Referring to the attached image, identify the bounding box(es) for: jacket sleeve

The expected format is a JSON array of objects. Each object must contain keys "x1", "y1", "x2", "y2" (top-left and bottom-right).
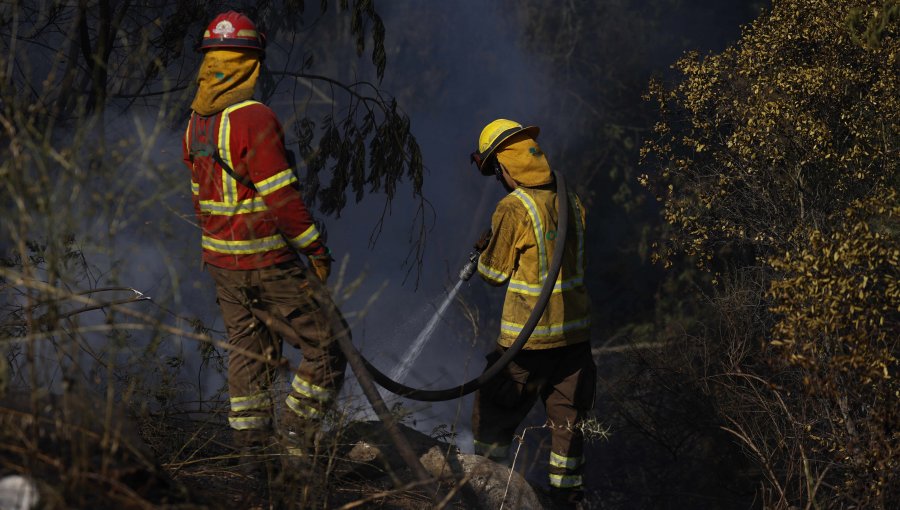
[
  {"x1": 477, "y1": 199, "x2": 524, "y2": 285},
  {"x1": 236, "y1": 105, "x2": 326, "y2": 256}
]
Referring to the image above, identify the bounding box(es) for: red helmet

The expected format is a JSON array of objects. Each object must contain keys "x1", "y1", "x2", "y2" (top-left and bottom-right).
[{"x1": 200, "y1": 11, "x2": 265, "y2": 52}]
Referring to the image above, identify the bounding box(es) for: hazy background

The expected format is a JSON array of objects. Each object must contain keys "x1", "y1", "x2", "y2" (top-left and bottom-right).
[
  {"x1": 115, "y1": 0, "x2": 762, "y2": 483},
  {"x1": 0, "y1": 0, "x2": 767, "y2": 501}
]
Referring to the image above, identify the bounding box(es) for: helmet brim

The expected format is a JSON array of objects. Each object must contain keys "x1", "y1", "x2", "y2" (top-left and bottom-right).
[
  {"x1": 200, "y1": 40, "x2": 265, "y2": 52},
  {"x1": 476, "y1": 125, "x2": 540, "y2": 172}
]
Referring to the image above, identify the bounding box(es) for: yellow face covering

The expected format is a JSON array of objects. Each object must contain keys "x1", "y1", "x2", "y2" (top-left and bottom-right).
[
  {"x1": 496, "y1": 133, "x2": 553, "y2": 187},
  {"x1": 191, "y1": 49, "x2": 261, "y2": 116}
]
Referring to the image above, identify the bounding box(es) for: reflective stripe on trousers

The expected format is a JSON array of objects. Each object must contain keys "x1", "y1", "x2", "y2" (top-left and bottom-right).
[
  {"x1": 549, "y1": 473, "x2": 583, "y2": 489},
  {"x1": 285, "y1": 374, "x2": 334, "y2": 420}
]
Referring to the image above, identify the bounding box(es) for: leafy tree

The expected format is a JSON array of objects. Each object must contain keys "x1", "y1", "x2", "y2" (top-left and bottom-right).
[
  {"x1": 644, "y1": 0, "x2": 899, "y2": 506},
  {"x1": 0, "y1": 0, "x2": 423, "y2": 230}
]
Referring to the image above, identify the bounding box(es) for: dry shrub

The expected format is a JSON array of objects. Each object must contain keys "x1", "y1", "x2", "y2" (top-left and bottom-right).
[{"x1": 642, "y1": 0, "x2": 899, "y2": 507}]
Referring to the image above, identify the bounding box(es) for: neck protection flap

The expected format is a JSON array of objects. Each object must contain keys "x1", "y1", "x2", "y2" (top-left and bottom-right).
[
  {"x1": 496, "y1": 133, "x2": 552, "y2": 187},
  {"x1": 191, "y1": 49, "x2": 260, "y2": 116}
]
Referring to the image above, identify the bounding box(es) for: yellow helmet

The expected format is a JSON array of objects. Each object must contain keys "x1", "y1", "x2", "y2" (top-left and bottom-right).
[{"x1": 471, "y1": 119, "x2": 540, "y2": 175}]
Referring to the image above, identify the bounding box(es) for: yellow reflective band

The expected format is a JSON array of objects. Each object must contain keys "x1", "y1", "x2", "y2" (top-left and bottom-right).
[
  {"x1": 218, "y1": 110, "x2": 236, "y2": 204},
  {"x1": 218, "y1": 100, "x2": 260, "y2": 204},
  {"x1": 500, "y1": 317, "x2": 591, "y2": 337},
  {"x1": 255, "y1": 168, "x2": 298, "y2": 196},
  {"x1": 511, "y1": 189, "x2": 547, "y2": 280},
  {"x1": 201, "y1": 234, "x2": 287, "y2": 254},
  {"x1": 230, "y1": 392, "x2": 272, "y2": 412},
  {"x1": 286, "y1": 394, "x2": 322, "y2": 419},
  {"x1": 549, "y1": 473, "x2": 583, "y2": 488},
  {"x1": 288, "y1": 224, "x2": 320, "y2": 250},
  {"x1": 477, "y1": 259, "x2": 510, "y2": 283},
  {"x1": 228, "y1": 415, "x2": 271, "y2": 431},
  {"x1": 199, "y1": 197, "x2": 269, "y2": 216},
  {"x1": 291, "y1": 375, "x2": 332, "y2": 402},
  {"x1": 550, "y1": 452, "x2": 585, "y2": 470},
  {"x1": 191, "y1": 181, "x2": 200, "y2": 195},
  {"x1": 236, "y1": 29, "x2": 258, "y2": 37},
  {"x1": 507, "y1": 276, "x2": 585, "y2": 296}
]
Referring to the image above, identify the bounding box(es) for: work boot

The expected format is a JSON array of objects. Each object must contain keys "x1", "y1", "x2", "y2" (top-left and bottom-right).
[
  {"x1": 276, "y1": 413, "x2": 325, "y2": 478},
  {"x1": 270, "y1": 427, "x2": 322, "y2": 507},
  {"x1": 277, "y1": 411, "x2": 327, "y2": 456},
  {"x1": 231, "y1": 429, "x2": 279, "y2": 481}
]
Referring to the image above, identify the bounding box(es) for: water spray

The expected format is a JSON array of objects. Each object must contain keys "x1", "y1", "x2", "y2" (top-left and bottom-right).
[
  {"x1": 339, "y1": 171, "x2": 570, "y2": 402},
  {"x1": 391, "y1": 234, "x2": 487, "y2": 383}
]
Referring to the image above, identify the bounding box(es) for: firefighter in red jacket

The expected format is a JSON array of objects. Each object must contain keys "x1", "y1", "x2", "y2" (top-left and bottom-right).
[{"x1": 182, "y1": 11, "x2": 346, "y2": 454}]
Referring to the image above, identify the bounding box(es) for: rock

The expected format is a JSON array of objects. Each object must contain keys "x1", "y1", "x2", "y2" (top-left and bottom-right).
[
  {"x1": 420, "y1": 446, "x2": 545, "y2": 510},
  {"x1": 328, "y1": 420, "x2": 545, "y2": 508},
  {"x1": 346, "y1": 440, "x2": 381, "y2": 464},
  {"x1": 337, "y1": 438, "x2": 391, "y2": 481},
  {"x1": 331, "y1": 420, "x2": 445, "y2": 481},
  {"x1": 0, "y1": 475, "x2": 39, "y2": 510}
]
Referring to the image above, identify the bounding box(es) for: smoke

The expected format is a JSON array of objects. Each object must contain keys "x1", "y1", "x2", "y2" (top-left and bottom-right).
[
  {"x1": 318, "y1": 1, "x2": 564, "y2": 448},
  {"x1": 2, "y1": 1, "x2": 768, "y2": 472}
]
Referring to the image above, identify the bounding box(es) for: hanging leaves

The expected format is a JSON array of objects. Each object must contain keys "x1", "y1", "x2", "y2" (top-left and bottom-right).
[
  {"x1": 341, "y1": 0, "x2": 388, "y2": 82},
  {"x1": 290, "y1": 88, "x2": 423, "y2": 219}
]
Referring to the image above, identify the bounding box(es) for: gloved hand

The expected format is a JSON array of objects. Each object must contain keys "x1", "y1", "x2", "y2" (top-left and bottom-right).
[
  {"x1": 307, "y1": 249, "x2": 333, "y2": 283},
  {"x1": 474, "y1": 228, "x2": 493, "y2": 252}
]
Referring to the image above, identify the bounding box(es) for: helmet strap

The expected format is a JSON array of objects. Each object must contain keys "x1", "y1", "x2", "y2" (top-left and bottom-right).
[
  {"x1": 469, "y1": 151, "x2": 503, "y2": 183},
  {"x1": 490, "y1": 158, "x2": 503, "y2": 182}
]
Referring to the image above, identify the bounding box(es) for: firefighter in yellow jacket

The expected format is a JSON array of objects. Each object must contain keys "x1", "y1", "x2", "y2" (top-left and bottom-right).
[{"x1": 470, "y1": 119, "x2": 596, "y2": 508}]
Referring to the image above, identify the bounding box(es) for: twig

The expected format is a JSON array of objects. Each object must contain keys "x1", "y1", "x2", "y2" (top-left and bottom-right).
[{"x1": 335, "y1": 478, "x2": 437, "y2": 510}]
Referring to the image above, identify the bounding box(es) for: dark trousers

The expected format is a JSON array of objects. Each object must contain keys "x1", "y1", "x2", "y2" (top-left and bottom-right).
[
  {"x1": 207, "y1": 261, "x2": 347, "y2": 438},
  {"x1": 472, "y1": 341, "x2": 596, "y2": 490}
]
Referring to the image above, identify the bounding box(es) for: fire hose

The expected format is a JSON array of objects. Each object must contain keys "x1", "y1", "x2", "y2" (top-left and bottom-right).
[
  {"x1": 325, "y1": 172, "x2": 570, "y2": 495},
  {"x1": 337, "y1": 171, "x2": 569, "y2": 402}
]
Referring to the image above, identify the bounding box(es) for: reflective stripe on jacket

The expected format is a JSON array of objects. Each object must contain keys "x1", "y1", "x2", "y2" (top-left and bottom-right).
[
  {"x1": 478, "y1": 184, "x2": 591, "y2": 349},
  {"x1": 182, "y1": 100, "x2": 322, "y2": 269}
]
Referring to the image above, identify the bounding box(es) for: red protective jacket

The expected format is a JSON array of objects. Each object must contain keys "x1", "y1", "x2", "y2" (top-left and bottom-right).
[{"x1": 182, "y1": 100, "x2": 324, "y2": 270}]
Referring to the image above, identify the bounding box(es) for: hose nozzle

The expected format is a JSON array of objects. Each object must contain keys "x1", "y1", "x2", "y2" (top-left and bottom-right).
[
  {"x1": 459, "y1": 228, "x2": 491, "y2": 282},
  {"x1": 459, "y1": 250, "x2": 480, "y2": 282}
]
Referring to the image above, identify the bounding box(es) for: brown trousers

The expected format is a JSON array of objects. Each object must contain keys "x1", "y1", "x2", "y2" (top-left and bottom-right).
[
  {"x1": 207, "y1": 260, "x2": 347, "y2": 438},
  {"x1": 472, "y1": 341, "x2": 596, "y2": 490}
]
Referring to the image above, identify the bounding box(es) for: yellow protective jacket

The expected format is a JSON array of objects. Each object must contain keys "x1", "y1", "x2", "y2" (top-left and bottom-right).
[{"x1": 477, "y1": 183, "x2": 591, "y2": 349}]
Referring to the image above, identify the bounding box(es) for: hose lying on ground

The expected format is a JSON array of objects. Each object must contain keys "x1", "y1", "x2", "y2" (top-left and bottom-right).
[
  {"x1": 333, "y1": 332, "x2": 437, "y2": 492},
  {"x1": 283, "y1": 172, "x2": 570, "y2": 498},
  {"x1": 342, "y1": 172, "x2": 569, "y2": 402}
]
